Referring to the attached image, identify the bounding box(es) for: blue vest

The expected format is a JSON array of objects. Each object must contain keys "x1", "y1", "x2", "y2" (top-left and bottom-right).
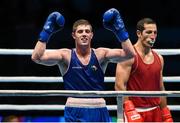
[{"x1": 63, "y1": 49, "x2": 105, "y2": 90}]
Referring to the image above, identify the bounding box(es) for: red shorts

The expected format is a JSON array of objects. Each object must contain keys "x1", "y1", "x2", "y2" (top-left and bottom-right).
[
  {"x1": 124, "y1": 106, "x2": 163, "y2": 122},
  {"x1": 138, "y1": 106, "x2": 163, "y2": 122}
]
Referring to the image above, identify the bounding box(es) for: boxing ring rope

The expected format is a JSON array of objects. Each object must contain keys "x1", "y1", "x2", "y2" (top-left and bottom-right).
[
  {"x1": 0, "y1": 49, "x2": 180, "y2": 55},
  {"x1": 0, "y1": 76, "x2": 180, "y2": 82},
  {"x1": 0, "y1": 104, "x2": 179, "y2": 111},
  {"x1": 0, "y1": 90, "x2": 180, "y2": 121},
  {"x1": 0, "y1": 90, "x2": 180, "y2": 97},
  {"x1": 0, "y1": 49, "x2": 180, "y2": 122}
]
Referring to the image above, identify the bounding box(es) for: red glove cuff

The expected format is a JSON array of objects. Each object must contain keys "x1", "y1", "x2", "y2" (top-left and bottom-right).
[
  {"x1": 123, "y1": 100, "x2": 143, "y2": 122},
  {"x1": 123, "y1": 100, "x2": 135, "y2": 111},
  {"x1": 161, "y1": 107, "x2": 173, "y2": 122}
]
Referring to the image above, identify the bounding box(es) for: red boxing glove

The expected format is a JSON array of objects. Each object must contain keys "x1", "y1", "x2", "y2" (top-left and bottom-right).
[
  {"x1": 123, "y1": 100, "x2": 143, "y2": 122},
  {"x1": 161, "y1": 107, "x2": 173, "y2": 122}
]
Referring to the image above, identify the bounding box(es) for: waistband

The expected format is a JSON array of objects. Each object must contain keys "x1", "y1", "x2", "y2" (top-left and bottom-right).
[
  {"x1": 65, "y1": 97, "x2": 106, "y2": 108},
  {"x1": 136, "y1": 106, "x2": 159, "y2": 112}
]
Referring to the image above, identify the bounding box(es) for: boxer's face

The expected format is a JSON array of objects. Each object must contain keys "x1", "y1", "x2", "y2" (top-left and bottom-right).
[
  {"x1": 137, "y1": 23, "x2": 157, "y2": 48},
  {"x1": 72, "y1": 25, "x2": 93, "y2": 46}
]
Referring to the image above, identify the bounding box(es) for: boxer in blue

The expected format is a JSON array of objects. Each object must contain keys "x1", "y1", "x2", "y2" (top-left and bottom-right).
[{"x1": 32, "y1": 8, "x2": 135, "y2": 122}]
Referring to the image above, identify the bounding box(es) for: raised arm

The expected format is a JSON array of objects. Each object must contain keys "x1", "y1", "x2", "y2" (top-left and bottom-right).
[
  {"x1": 31, "y1": 12, "x2": 67, "y2": 66},
  {"x1": 103, "y1": 8, "x2": 135, "y2": 62}
]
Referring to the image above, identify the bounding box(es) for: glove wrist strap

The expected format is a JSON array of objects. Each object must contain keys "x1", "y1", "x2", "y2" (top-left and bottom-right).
[
  {"x1": 39, "y1": 30, "x2": 51, "y2": 43},
  {"x1": 115, "y1": 30, "x2": 129, "y2": 42}
]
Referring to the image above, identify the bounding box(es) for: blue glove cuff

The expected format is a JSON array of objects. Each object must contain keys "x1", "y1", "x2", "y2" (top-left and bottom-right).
[
  {"x1": 115, "y1": 30, "x2": 129, "y2": 42},
  {"x1": 39, "y1": 30, "x2": 51, "y2": 43}
]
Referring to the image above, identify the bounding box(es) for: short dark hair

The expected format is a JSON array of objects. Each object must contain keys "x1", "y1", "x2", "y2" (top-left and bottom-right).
[
  {"x1": 72, "y1": 19, "x2": 92, "y2": 32},
  {"x1": 136, "y1": 18, "x2": 156, "y2": 32}
]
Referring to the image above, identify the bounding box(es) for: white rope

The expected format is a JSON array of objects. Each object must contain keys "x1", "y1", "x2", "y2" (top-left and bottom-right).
[
  {"x1": 0, "y1": 104, "x2": 65, "y2": 111},
  {"x1": 0, "y1": 76, "x2": 63, "y2": 82},
  {"x1": 0, "y1": 76, "x2": 179, "y2": 82},
  {"x1": 0, "y1": 49, "x2": 52, "y2": 55},
  {"x1": 0, "y1": 104, "x2": 179, "y2": 111},
  {"x1": 154, "y1": 49, "x2": 180, "y2": 55},
  {"x1": 0, "y1": 90, "x2": 180, "y2": 97},
  {"x1": 0, "y1": 49, "x2": 180, "y2": 55}
]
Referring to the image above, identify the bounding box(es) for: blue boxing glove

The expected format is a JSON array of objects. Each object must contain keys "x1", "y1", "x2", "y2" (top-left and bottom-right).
[
  {"x1": 103, "y1": 8, "x2": 129, "y2": 42},
  {"x1": 39, "y1": 12, "x2": 65, "y2": 43}
]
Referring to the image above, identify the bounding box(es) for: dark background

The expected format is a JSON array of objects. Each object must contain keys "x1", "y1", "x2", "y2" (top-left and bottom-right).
[
  {"x1": 0, "y1": 0, "x2": 180, "y2": 76},
  {"x1": 0, "y1": 0, "x2": 180, "y2": 121}
]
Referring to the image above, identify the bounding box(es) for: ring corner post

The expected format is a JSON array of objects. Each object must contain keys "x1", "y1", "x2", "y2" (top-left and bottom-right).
[{"x1": 116, "y1": 95, "x2": 123, "y2": 122}]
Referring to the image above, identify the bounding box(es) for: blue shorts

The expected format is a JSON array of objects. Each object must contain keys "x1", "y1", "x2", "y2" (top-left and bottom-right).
[{"x1": 64, "y1": 106, "x2": 111, "y2": 122}]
